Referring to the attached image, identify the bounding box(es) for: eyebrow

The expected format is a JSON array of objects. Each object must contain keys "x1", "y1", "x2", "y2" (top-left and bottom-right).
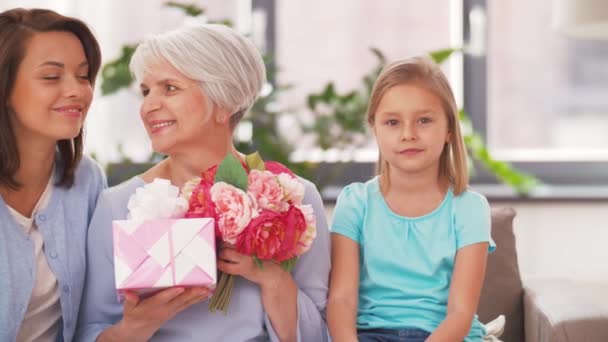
[
  {"x1": 376, "y1": 109, "x2": 437, "y2": 117},
  {"x1": 38, "y1": 61, "x2": 89, "y2": 68},
  {"x1": 378, "y1": 109, "x2": 437, "y2": 117},
  {"x1": 140, "y1": 78, "x2": 181, "y2": 88}
]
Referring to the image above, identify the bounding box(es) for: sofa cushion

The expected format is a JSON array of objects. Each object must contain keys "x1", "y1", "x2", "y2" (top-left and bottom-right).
[
  {"x1": 478, "y1": 207, "x2": 524, "y2": 342},
  {"x1": 524, "y1": 278, "x2": 608, "y2": 342}
]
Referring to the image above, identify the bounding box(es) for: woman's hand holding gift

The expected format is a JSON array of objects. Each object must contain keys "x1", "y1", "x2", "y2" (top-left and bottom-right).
[{"x1": 110, "y1": 287, "x2": 211, "y2": 341}]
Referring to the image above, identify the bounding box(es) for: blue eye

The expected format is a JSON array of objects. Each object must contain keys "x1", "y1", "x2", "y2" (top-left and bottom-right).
[{"x1": 166, "y1": 84, "x2": 178, "y2": 92}]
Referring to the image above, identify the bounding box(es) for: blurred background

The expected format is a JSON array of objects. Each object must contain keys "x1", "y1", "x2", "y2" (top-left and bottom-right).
[{"x1": 3, "y1": 0, "x2": 608, "y2": 286}]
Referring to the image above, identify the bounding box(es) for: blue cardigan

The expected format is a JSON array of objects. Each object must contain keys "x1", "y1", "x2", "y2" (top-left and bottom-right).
[{"x1": 0, "y1": 155, "x2": 107, "y2": 342}]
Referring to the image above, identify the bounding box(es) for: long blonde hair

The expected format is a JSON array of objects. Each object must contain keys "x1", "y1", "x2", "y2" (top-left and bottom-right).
[{"x1": 366, "y1": 56, "x2": 468, "y2": 195}]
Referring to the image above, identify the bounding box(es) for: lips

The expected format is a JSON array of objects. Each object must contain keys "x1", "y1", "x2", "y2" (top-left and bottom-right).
[
  {"x1": 148, "y1": 119, "x2": 176, "y2": 134},
  {"x1": 399, "y1": 148, "x2": 424, "y2": 155},
  {"x1": 53, "y1": 105, "x2": 84, "y2": 118}
]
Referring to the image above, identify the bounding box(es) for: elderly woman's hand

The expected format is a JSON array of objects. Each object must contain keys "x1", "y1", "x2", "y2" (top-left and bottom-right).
[
  {"x1": 112, "y1": 287, "x2": 211, "y2": 341},
  {"x1": 217, "y1": 244, "x2": 287, "y2": 289}
]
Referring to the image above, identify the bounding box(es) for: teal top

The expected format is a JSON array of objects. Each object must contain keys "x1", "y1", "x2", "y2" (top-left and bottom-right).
[{"x1": 331, "y1": 177, "x2": 495, "y2": 341}]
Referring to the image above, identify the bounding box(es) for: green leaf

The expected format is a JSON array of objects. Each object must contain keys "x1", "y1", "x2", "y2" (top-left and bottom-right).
[
  {"x1": 100, "y1": 45, "x2": 137, "y2": 95},
  {"x1": 280, "y1": 257, "x2": 298, "y2": 272},
  {"x1": 209, "y1": 19, "x2": 233, "y2": 27},
  {"x1": 214, "y1": 154, "x2": 248, "y2": 191},
  {"x1": 369, "y1": 47, "x2": 387, "y2": 65},
  {"x1": 321, "y1": 83, "x2": 336, "y2": 102},
  {"x1": 253, "y1": 256, "x2": 264, "y2": 269},
  {"x1": 164, "y1": 1, "x2": 204, "y2": 16},
  {"x1": 429, "y1": 48, "x2": 462, "y2": 64},
  {"x1": 246, "y1": 152, "x2": 265, "y2": 171},
  {"x1": 307, "y1": 94, "x2": 320, "y2": 110}
]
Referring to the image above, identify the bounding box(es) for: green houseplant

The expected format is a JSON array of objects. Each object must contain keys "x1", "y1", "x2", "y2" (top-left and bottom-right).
[{"x1": 100, "y1": 2, "x2": 538, "y2": 194}]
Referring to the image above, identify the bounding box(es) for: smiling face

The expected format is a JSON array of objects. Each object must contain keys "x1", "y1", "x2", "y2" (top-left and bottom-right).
[
  {"x1": 8, "y1": 31, "x2": 92, "y2": 143},
  {"x1": 372, "y1": 83, "x2": 451, "y2": 177},
  {"x1": 139, "y1": 58, "x2": 222, "y2": 155}
]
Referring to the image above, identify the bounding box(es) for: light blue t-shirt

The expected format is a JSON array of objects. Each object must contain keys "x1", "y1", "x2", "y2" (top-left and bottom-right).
[{"x1": 331, "y1": 177, "x2": 495, "y2": 342}]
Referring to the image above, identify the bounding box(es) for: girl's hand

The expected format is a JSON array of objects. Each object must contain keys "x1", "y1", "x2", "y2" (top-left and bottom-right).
[
  {"x1": 118, "y1": 286, "x2": 211, "y2": 340},
  {"x1": 217, "y1": 244, "x2": 285, "y2": 289}
]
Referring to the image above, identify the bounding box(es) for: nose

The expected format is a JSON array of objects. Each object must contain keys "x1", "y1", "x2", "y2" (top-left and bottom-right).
[
  {"x1": 63, "y1": 75, "x2": 91, "y2": 99},
  {"x1": 401, "y1": 121, "x2": 417, "y2": 142},
  {"x1": 141, "y1": 91, "x2": 161, "y2": 116}
]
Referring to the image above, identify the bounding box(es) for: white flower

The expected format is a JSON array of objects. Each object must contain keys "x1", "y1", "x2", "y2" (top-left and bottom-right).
[{"x1": 127, "y1": 178, "x2": 189, "y2": 220}]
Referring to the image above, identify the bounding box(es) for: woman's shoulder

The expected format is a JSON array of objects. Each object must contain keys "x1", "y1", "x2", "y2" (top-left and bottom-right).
[
  {"x1": 72, "y1": 155, "x2": 106, "y2": 186},
  {"x1": 100, "y1": 176, "x2": 144, "y2": 203},
  {"x1": 89, "y1": 176, "x2": 145, "y2": 224}
]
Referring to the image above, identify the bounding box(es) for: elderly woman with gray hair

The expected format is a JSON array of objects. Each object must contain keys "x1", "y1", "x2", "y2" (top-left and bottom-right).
[{"x1": 76, "y1": 24, "x2": 330, "y2": 342}]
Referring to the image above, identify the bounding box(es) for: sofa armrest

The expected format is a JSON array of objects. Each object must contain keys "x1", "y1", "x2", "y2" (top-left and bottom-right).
[{"x1": 523, "y1": 278, "x2": 608, "y2": 342}]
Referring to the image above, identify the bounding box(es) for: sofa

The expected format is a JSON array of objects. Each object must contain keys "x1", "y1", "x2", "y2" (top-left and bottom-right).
[{"x1": 478, "y1": 207, "x2": 608, "y2": 342}]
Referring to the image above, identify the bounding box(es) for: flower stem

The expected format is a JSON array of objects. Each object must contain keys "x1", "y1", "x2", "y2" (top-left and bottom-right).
[{"x1": 208, "y1": 272, "x2": 235, "y2": 314}]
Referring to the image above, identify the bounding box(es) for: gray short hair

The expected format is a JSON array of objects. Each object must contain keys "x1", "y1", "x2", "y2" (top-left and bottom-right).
[{"x1": 130, "y1": 24, "x2": 266, "y2": 127}]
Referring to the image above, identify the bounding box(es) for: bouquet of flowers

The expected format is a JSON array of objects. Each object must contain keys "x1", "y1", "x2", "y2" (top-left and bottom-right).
[{"x1": 183, "y1": 152, "x2": 317, "y2": 313}]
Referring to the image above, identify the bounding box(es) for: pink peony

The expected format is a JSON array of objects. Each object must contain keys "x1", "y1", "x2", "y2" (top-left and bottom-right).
[
  {"x1": 236, "y1": 206, "x2": 307, "y2": 261},
  {"x1": 248, "y1": 170, "x2": 287, "y2": 212},
  {"x1": 185, "y1": 180, "x2": 216, "y2": 220},
  {"x1": 211, "y1": 182, "x2": 256, "y2": 244},
  {"x1": 277, "y1": 173, "x2": 305, "y2": 205},
  {"x1": 264, "y1": 161, "x2": 295, "y2": 177},
  {"x1": 181, "y1": 177, "x2": 202, "y2": 202},
  {"x1": 295, "y1": 204, "x2": 317, "y2": 255},
  {"x1": 185, "y1": 165, "x2": 218, "y2": 230}
]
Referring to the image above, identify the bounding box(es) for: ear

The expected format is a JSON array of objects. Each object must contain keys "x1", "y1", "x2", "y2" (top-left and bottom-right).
[
  {"x1": 214, "y1": 107, "x2": 231, "y2": 124},
  {"x1": 445, "y1": 131, "x2": 452, "y2": 143}
]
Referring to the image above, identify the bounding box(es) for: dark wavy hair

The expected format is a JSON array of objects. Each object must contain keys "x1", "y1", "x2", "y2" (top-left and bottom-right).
[{"x1": 0, "y1": 8, "x2": 101, "y2": 189}]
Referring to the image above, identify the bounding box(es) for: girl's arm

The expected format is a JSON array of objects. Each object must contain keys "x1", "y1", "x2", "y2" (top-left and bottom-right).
[
  {"x1": 327, "y1": 233, "x2": 360, "y2": 342},
  {"x1": 427, "y1": 242, "x2": 488, "y2": 342}
]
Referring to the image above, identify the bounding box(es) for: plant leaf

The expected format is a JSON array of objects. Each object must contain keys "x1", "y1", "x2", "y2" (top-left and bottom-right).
[
  {"x1": 253, "y1": 256, "x2": 264, "y2": 269},
  {"x1": 369, "y1": 47, "x2": 386, "y2": 65},
  {"x1": 280, "y1": 257, "x2": 298, "y2": 272},
  {"x1": 246, "y1": 152, "x2": 265, "y2": 171},
  {"x1": 164, "y1": 1, "x2": 204, "y2": 16},
  {"x1": 100, "y1": 45, "x2": 137, "y2": 95},
  {"x1": 214, "y1": 154, "x2": 249, "y2": 191},
  {"x1": 209, "y1": 19, "x2": 233, "y2": 27},
  {"x1": 429, "y1": 48, "x2": 462, "y2": 64},
  {"x1": 458, "y1": 108, "x2": 540, "y2": 195}
]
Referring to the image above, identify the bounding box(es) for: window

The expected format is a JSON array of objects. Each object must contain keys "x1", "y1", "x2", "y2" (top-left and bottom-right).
[
  {"x1": 465, "y1": 0, "x2": 608, "y2": 193},
  {"x1": 271, "y1": 0, "x2": 454, "y2": 162}
]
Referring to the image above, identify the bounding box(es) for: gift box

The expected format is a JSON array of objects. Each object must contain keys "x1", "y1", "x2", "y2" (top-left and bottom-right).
[{"x1": 112, "y1": 217, "x2": 216, "y2": 300}]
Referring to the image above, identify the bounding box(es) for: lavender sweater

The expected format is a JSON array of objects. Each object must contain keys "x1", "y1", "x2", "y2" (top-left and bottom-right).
[{"x1": 76, "y1": 176, "x2": 330, "y2": 341}]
